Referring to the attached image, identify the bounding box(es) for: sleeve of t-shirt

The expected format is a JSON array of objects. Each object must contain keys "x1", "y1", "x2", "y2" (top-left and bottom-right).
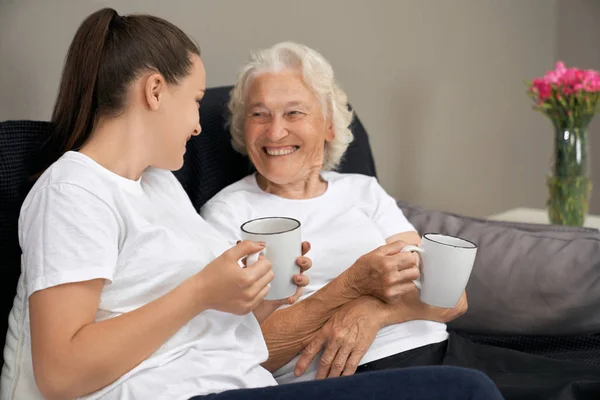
[
  {"x1": 200, "y1": 200, "x2": 242, "y2": 247},
  {"x1": 19, "y1": 183, "x2": 120, "y2": 298},
  {"x1": 369, "y1": 177, "x2": 417, "y2": 239}
]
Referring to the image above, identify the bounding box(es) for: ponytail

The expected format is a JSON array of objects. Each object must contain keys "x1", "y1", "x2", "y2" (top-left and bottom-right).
[
  {"x1": 35, "y1": 7, "x2": 200, "y2": 177},
  {"x1": 38, "y1": 8, "x2": 116, "y2": 175}
]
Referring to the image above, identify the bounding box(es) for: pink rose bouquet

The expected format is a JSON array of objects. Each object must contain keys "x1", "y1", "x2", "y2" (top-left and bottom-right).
[
  {"x1": 527, "y1": 61, "x2": 600, "y2": 128},
  {"x1": 526, "y1": 62, "x2": 599, "y2": 226}
]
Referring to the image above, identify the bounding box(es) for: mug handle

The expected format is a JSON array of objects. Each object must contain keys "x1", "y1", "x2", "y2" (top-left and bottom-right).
[
  {"x1": 246, "y1": 248, "x2": 271, "y2": 291},
  {"x1": 401, "y1": 244, "x2": 424, "y2": 289},
  {"x1": 247, "y1": 248, "x2": 267, "y2": 267}
]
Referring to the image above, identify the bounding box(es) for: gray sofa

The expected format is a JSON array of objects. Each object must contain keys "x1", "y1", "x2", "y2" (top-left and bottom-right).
[
  {"x1": 1, "y1": 86, "x2": 599, "y2": 371},
  {"x1": 400, "y1": 201, "x2": 600, "y2": 365}
]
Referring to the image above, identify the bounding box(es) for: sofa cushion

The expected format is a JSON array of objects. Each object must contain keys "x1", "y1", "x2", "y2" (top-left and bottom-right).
[
  {"x1": 456, "y1": 331, "x2": 600, "y2": 365},
  {"x1": 398, "y1": 201, "x2": 600, "y2": 336}
]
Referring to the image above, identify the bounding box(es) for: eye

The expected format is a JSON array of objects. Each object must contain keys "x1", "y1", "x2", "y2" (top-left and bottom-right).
[
  {"x1": 248, "y1": 110, "x2": 270, "y2": 121},
  {"x1": 286, "y1": 110, "x2": 306, "y2": 119}
]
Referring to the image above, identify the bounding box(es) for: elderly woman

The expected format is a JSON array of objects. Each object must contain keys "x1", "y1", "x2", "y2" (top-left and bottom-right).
[{"x1": 201, "y1": 42, "x2": 600, "y2": 400}]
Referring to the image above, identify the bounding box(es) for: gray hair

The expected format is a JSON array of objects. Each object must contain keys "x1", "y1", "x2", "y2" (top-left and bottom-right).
[{"x1": 228, "y1": 42, "x2": 354, "y2": 171}]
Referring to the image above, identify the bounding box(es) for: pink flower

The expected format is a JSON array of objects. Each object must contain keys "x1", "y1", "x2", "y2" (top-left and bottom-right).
[
  {"x1": 532, "y1": 78, "x2": 552, "y2": 101},
  {"x1": 544, "y1": 71, "x2": 561, "y2": 84},
  {"x1": 544, "y1": 61, "x2": 567, "y2": 84},
  {"x1": 545, "y1": 63, "x2": 600, "y2": 95},
  {"x1": 583, "y1": 70, "x2": 600, "y2": 92},
  {"x1": 527, "y1": 61, "x2": 600, "y2": 120},
  {"x1": 590, "y1": 80, "x2": 600, "y2": 92}
]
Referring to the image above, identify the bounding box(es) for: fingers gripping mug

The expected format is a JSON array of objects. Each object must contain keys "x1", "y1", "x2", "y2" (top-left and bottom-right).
[
  {"x1": 401, "y1": 233, "x2": 477, "y2": 308},
  {"x1": 241, "y1": 217, "x2": 302, "y2": 301}
]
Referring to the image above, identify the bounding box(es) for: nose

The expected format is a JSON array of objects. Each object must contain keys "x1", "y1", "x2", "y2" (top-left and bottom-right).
[
  {"x1": 265, "y1": 115, "x2": 288, "y2": 141},
  {"x1": 192, "y1": 121, "x2": 201, "y2": 136}
]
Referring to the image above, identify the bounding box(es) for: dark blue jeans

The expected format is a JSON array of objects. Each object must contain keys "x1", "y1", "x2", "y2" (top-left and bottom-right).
[{"x1": 189, "y1": 366, "x2": 504, "y2": 400}]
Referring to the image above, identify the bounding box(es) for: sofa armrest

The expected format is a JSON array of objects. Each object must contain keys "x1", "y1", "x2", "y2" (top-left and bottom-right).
[{"x1": 397, "y1": 201, "x2": 600, "y2": 336}]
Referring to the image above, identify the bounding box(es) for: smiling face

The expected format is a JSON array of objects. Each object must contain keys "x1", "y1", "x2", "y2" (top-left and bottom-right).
[{"x1": 243, "y1": 69, "x2": 334, "y2": 186}]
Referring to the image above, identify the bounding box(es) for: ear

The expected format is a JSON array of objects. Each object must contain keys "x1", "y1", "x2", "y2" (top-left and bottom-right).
[
  {"x1": 143, "y1": 73, "x2": 166, "y2": 111},
  {"x1": 324, "y1": 119, "x2": 335, "y2": 142}
]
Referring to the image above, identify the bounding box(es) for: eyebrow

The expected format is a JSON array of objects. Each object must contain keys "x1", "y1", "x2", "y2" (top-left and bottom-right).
[
  {"x1": 286, "y1": 101, "x2": 308, "y2": 108},
  {"x1": 247, "y1": 101, "x2": 308, "y2": 109},
  {"x1": 247, "y1": 102, "x2": 266, "y2": 109}
]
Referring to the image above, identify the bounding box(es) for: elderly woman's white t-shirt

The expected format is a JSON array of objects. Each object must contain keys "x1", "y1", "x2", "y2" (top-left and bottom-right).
[
  {"x1": 200, "y1": 171, "x2": 449, "y2": 384},
  {"x1": 1, "y1": 152, "x2": 276, "y2": 400}
]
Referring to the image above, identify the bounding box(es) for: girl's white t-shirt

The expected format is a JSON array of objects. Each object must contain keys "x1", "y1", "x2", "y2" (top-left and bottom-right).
[{"x1": 1, "y1": 152, "x2": 276, "y2": 400}]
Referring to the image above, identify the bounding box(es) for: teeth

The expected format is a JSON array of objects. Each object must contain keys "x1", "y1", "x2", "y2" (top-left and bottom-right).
[{"x1": 265, "y1": 147, "x2": 297, "y2": 156}]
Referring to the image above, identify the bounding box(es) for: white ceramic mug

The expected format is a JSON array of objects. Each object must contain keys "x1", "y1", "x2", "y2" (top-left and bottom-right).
[
  {"x1": 241, "y1": 217, "x2": 302, "y2": 301},
  {"x1": 401, "y1": 233, "x2": 477, "y2": 308}
]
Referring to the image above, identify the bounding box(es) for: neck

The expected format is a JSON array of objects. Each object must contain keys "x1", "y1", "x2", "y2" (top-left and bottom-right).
[
  {"x1": 256, "y1": 168, "x2": 327, "y2": 199},
  {"x1": 79, "y1": 113, "x2": 149, "y2": 181}
]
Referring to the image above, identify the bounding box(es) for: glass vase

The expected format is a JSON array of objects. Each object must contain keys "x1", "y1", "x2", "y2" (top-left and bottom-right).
[{"x1": 547, "y1": 123, "x2": 593, "y2": 226}]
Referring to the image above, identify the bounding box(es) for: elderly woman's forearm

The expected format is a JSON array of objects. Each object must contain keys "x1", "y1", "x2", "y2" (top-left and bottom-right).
[
  {"x1": 259, "y1": 271, "x2": 360, "y2": 372},
  {"x1": 379, "y1": 300, "x2": 426, "y2": 327},
  {"x1": 379, "y1": 291, "x2": 457, "y2": 326}
]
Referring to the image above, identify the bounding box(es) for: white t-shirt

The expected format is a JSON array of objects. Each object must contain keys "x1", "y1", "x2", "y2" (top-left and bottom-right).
[
  {"x1": 201, "y1": 171, "x2": 449, "y2": 384},
  {"x1": 1, "y1": 152, "x2": 276, "y2": 400}
]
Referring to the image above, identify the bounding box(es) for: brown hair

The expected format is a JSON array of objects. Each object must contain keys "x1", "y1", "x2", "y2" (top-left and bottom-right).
[{"x1": 37, "y1": 8, "x2": 200, "y2": 175}]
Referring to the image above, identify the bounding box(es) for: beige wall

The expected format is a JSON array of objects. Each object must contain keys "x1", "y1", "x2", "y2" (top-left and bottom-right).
[{"x1": 0, "y1": 0, "x2": 561, "y2": 217}]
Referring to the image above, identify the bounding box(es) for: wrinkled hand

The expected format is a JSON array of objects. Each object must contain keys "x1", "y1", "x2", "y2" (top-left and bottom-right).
[
  {"x1": 264, "y1": 241, "x2": 312, "y2": 308},
  {"x1": 401, "y1": 290, "x2": 468, "y2": 324},
  {"x1": 295, "y1": 296, "x2": 383, "y2": 379},
  {"x1": 438, "y1": 290, "x2": 468, "y2": 323},
  {"x1": 252, "y1": 242, "x2": 312, "y2": 323},
  {"x1": 346, "y1": 240, "x2": 420, "y2": 304}
]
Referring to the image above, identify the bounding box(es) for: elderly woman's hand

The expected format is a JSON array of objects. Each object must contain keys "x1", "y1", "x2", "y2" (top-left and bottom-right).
[
  {"x1": 270, "y1": 241, "x2": 312, "y2": 307},
  {"x1": 438, "y1": 290, "x2": 468, "y2": 323},
  {"x1": 344, "y1": 240, "x2": 420, "y2": 304},
  {"x1": 394, "y1": 289, "x2": 468, "y2": 324},
  {"x1": 294, "y1": 296, "x2": 383, "y2": 379},
  {"x1": 252, "y1": 241, "x2": 312, "y2": 323}
]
